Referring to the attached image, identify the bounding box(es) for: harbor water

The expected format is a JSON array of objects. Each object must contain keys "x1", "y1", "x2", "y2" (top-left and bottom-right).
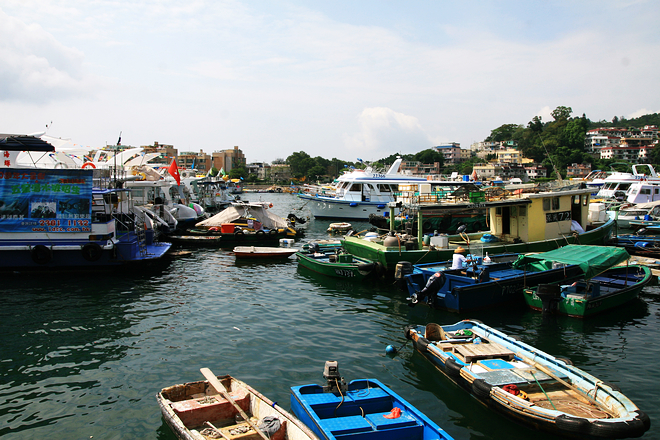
[{"x1": 1, "y1": 193, "x2": 658, "y2": 439}]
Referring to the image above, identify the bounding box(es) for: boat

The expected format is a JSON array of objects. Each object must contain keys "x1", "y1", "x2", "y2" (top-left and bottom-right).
[
  {"x1": 158, "y1": 367, "x2": 320, "y2": 440},
  {"x1": 401, "y1": 249, "x2": 586, "y2": 312},
  {"x1": 326, "y1": 222, "x2": 352, "y2": 234},
  {"x1": 169, "y1": 202, "x2": 303, "y2": 246},
  {"x1": 595, "y1": 163, "x2": 660, "y2": 200},
  {"x1": 290, "y1": 361, "x2": 455, "y2": 440},
  {"x1": 0, "y1": 135, "x2": 171, "y2": 271},
  {"x1": 521, "y1": 246, "x2": 652, "y2": 317},
  {"x1": 297, "y1": 157, "x2": 428, "y2": 220},
  {"x1": 404, "y1": 320, "x2": 650, "y2": 439},
  {"x1": 233, "y1": 246, "x2": 298, "y2": 259},
  {"x1": 296, "y1": 245, "x2": 381, "y2": 280},
  {"x1": 607, "y1": 200, "x2": 660, "y2": 229},
  {"x1": 342, "y1": 186, "x2": 615, "y2": 273}
]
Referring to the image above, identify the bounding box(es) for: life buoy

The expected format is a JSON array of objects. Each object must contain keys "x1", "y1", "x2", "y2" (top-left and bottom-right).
[
  {"x1": 82, "y1": 162, "x2": 96, "y2": 169},
  {"x1": 82, "y1": 243, "x2": 103, "y2": 262},
  {"x1": 31, "y1": 245, "x2": 52, "y2": 265},
  {"x1": 256, "y1": 230, "x2": 266, "y2": 239}
]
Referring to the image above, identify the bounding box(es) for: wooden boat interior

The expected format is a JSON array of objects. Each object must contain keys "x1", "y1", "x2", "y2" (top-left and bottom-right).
[
  {"x1": 160, "y1": 377, "x2": 288, "y2": 440},
  {"x1": 425, "y1": 326, "x2": 618, "y2": 420}
]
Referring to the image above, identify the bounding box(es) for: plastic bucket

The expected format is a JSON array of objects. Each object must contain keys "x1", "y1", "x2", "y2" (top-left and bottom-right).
[{"x1": 221, "y1": 223, "x2": 235, "y2": 234}]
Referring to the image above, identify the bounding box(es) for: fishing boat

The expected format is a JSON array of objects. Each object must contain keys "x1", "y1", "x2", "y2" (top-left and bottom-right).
[
  {"x1": 290, "y1": 361, "x2": 455, "y2": 440},
  {"x1": 296, "y1": 245, "x2": 381, "y2": 280},
  {"x1": 0, "y1": 135, "x2": 171, "y2": 271},
  {"x1": 233, "y1": 246, "x2": 298, "y2": 259},
  {"x1": 401, "y1": 249, "x2": 586, "y2": 312},
  {"x1": 521, "y1": 246, "x2": 652, "y2": 318},
  {"x1": 606, "y1": 200, "x2": 660, "y2": 229},
  {"x1": 158, "y1": 368, "x2": 320, "y2": 440},
  {"x1": 404, "y1": 320, "x2": 650, "y2": 439},
  {"x1": 342, "y1": 186, "x2": 614, "y2": 273}
]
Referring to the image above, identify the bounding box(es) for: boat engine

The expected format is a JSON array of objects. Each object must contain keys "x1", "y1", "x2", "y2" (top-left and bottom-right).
[
  {"x1": 535, "y1": 284, "x2": 562, "y2": 314},
  {"x1": 322, "y1": 361, "x2": 347, "y2": 393}
]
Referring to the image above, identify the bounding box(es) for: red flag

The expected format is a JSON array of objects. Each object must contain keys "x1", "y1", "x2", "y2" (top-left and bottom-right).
[{"x1": 168, "y1": 159, "x2": 181, "y2": 185}]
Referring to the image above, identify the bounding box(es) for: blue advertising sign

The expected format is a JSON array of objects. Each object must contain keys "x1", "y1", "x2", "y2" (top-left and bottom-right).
[{"x1": 0, "y1": 168, "x2": 93, "y2": 233}]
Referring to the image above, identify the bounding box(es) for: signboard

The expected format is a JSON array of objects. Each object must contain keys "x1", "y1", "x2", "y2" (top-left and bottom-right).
[
  {"x1": 0, "y1": 168, "x2": 93, "y2": 233},
  {"x1": 545, "y1": 211, "x2": 571, "y2": 223}
]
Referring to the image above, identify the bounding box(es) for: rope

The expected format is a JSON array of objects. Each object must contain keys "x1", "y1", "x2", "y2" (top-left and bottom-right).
[{"x1": 531, "y1": 371, "x2": 557, "y2": 411}]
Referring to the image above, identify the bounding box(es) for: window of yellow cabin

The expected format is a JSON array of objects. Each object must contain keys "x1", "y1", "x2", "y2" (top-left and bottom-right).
[{"x1": 543, "y1": 197, "x2": 560, "y2": 211}]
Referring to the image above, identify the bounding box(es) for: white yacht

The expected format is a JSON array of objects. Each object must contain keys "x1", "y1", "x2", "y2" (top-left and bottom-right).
[{"x1": 297, "y1": 157, "x2": 427, "y2": 220}]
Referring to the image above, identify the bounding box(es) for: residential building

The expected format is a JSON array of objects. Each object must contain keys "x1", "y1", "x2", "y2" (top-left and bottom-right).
[
  {"x1": 142, "y1": 141, "x2": 177, "y2": 167},
  {"x1": 566, "y1": 163, "x2": 591, "y2": 179},
  {"x1": 434, "y1": 143, "x2": 461, "y2": 165},
  {"x1": 178, "y1": 150, "x2": 211, "y2": 173},
  {"x1": 247, "y1": 162, "x2": 271, "y2": 180},
  {"x1": 212, "y1": 146, "x2": 246, "y2": 173}
]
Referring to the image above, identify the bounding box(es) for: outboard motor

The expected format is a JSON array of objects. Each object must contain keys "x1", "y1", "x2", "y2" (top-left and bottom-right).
[
  {"x1": 535, "y1": 284, "x2": 562, "y2": 314},
  {"x1": 322, "y1": 361, "x2": 347, "y2": 393},
  {"x1": 394, "y1": 261, "x2": 413, "y2": 290}
]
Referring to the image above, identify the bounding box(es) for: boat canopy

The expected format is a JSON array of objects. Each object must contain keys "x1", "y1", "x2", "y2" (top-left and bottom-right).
[
  {"x1": 512, "y1": 244, "x2": 630, "y2": 280},
  {"x1": 0, "y1": 135, "x2": 55, "y2": 152},
  {"x1": 196, "y1": 202, "x2": 288, "y2": 229}
]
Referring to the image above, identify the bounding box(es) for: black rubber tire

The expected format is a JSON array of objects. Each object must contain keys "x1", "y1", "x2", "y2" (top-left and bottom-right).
[
  {"x1": 31, "y1": 245, "x2": 52, "y2": 265},
  {"x1": 82, "y1": 243, "x2": 103, "y2": 262}
]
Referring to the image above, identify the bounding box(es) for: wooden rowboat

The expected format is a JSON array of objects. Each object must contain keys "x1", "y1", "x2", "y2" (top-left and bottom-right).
[
  {"x1": 158, "y1": 368, "x2": 320, "y2": 440},
  {"x1": 405, "y1": 320, "x2": 650, "y2": 439},
  {"x1": 233, "y1": 246, "x2": 298, "y2": 259}
]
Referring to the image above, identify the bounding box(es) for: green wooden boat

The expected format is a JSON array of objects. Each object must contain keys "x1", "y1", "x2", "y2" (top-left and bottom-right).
[
  {"x1": 296, "y1": 249, "x2": 381, "y2": 280},
  {"x1": 521, "y1": 245, "x2": 652, "y2": 318},
  {"x1": 343, "y1": 188, "x2": 615, "y2": 272}
]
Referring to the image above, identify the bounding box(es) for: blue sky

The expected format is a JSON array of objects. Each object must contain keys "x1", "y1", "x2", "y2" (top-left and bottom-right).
[{"x1": 2, "y1": 0, "x2": 659, "y2": 163}]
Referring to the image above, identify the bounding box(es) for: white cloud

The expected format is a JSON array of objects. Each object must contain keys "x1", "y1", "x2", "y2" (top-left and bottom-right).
[
  {"x1": 343, "y1": 107, "x2": 434, "y2": 160},
  {"x1": 0, "y1": 8, "x2": 90, "y2": 103}
]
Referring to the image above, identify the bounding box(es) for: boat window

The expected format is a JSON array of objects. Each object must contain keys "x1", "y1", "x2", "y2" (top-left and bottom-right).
[
  {"x1": 510, "y1": 206, "x2": 517, "y2": 217},
  {"x1": 543, "y1": 197, "x2": 560, "y2": 211},
  {"x1": 641, "y1": 188, "x2": 652, "y2": 195},
  {"x1": 378, "y1": 184, "x2": 391, "y2": 192},
  {"x1": 583, "y1": 195, "x2": 588, "y2": 206},
  {"x1": 619, "y1": 183, "x2": 631, "y2": 191},
  {"x1": 349, "y1": 183, "x2": 362, "y2": 191}
]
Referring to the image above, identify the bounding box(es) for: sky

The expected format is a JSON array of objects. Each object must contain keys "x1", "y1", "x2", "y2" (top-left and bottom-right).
[{"x1": 2, "y1": 1, "x2": 660, "y2": 164}]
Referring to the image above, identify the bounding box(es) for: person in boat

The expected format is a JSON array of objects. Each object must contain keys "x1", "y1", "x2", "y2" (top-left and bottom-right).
[{"x1": 451, "y1": 246, "x2": 473, "y2": 270}]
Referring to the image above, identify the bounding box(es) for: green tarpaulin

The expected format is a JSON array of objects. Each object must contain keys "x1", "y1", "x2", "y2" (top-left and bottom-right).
[{"x1": 512, "y1": 245, "x2": 629, "y2": 280}]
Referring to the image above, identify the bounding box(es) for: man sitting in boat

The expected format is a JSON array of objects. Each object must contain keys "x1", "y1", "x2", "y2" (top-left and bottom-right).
[{"x1": 451, "y1": 246, "x2": 473, "y2": 269}]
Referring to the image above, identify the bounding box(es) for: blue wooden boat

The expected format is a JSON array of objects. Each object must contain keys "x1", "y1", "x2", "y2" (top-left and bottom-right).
[
  {"x1": 290, "y1": 361, "x2": 455, "y2": 440},
  {"x1": 403, "y1": 249, "x2": 585, "y2": 312},
  {"x1": 405, "y1": 320, "x2": 650, "y2": 439}
]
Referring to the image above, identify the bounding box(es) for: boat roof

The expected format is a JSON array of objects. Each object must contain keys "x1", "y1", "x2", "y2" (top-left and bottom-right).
[
  {"x1": 0, "y1": 134, "x2": 55, "y2": 152},
  {"x1": 512, "y1": 245, "x2": 629, "y2": 279}
]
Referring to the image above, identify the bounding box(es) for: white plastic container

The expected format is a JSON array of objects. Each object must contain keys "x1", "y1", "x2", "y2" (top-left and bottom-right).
[
  {"x1": 280, "y1": 238, "x2": 294, "y2": 247},
  {"x1": 430, "y1": 234, "x2": 449, "y2": 249},
  {"x1": 364, "y1": 232, "x2": 379, "y2": 242}
]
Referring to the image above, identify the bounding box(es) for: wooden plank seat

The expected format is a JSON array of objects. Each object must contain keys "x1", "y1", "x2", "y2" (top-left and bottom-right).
[{"x1": 453, "y1": 342, "x2": 515, "y2": 363}]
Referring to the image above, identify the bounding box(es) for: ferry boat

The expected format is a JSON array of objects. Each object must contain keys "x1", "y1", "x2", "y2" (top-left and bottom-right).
[
  {"x1": 297, "y1": 157, "x2": 428, "y2": 220},
  {"x1": 0, "y1": 135, "x2": 171, "y2": 271}
]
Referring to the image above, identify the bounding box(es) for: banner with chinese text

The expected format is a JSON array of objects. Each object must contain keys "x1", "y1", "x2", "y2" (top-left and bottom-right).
[{"x1": 0, "y1": 168, "x2": 93, "y2": 233}]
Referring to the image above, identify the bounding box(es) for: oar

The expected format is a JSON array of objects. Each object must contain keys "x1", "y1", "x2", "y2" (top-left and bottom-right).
[
  {"x1": 514, "y1": 353, "x2": 601, "y2": 407},
  {"x1": 200, "y1": 368, "x2": 270, "y2": 440}
]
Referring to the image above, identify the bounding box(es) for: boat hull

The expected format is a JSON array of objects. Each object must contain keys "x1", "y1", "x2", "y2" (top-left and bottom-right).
[
  {"x1": 523, "y1": 265, "x2": 652, "y2": 318},
  {"x1": 296, "y1": 251, "x2": 379, "y2": 280},
  {"x1": 298, "y1": 194, "x2": 390, "y2": 220},
  {"x1": 405, "y1": 320, "x2": 650, "y2": 439},
  {"x1": 406, "y1": 260, "x2": 584, "y2": 312},
  {"x1": 290, "y1": 378, "x2": 455, "y2": 440},
  {"x1": 234, "y1": 246, "x2": 297, "y2": 259}
]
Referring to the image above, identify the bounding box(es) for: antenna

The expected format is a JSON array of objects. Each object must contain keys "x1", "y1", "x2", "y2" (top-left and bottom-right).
[{"x1": 539, "y1": 135, "x2": 563, "y2": 181}]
